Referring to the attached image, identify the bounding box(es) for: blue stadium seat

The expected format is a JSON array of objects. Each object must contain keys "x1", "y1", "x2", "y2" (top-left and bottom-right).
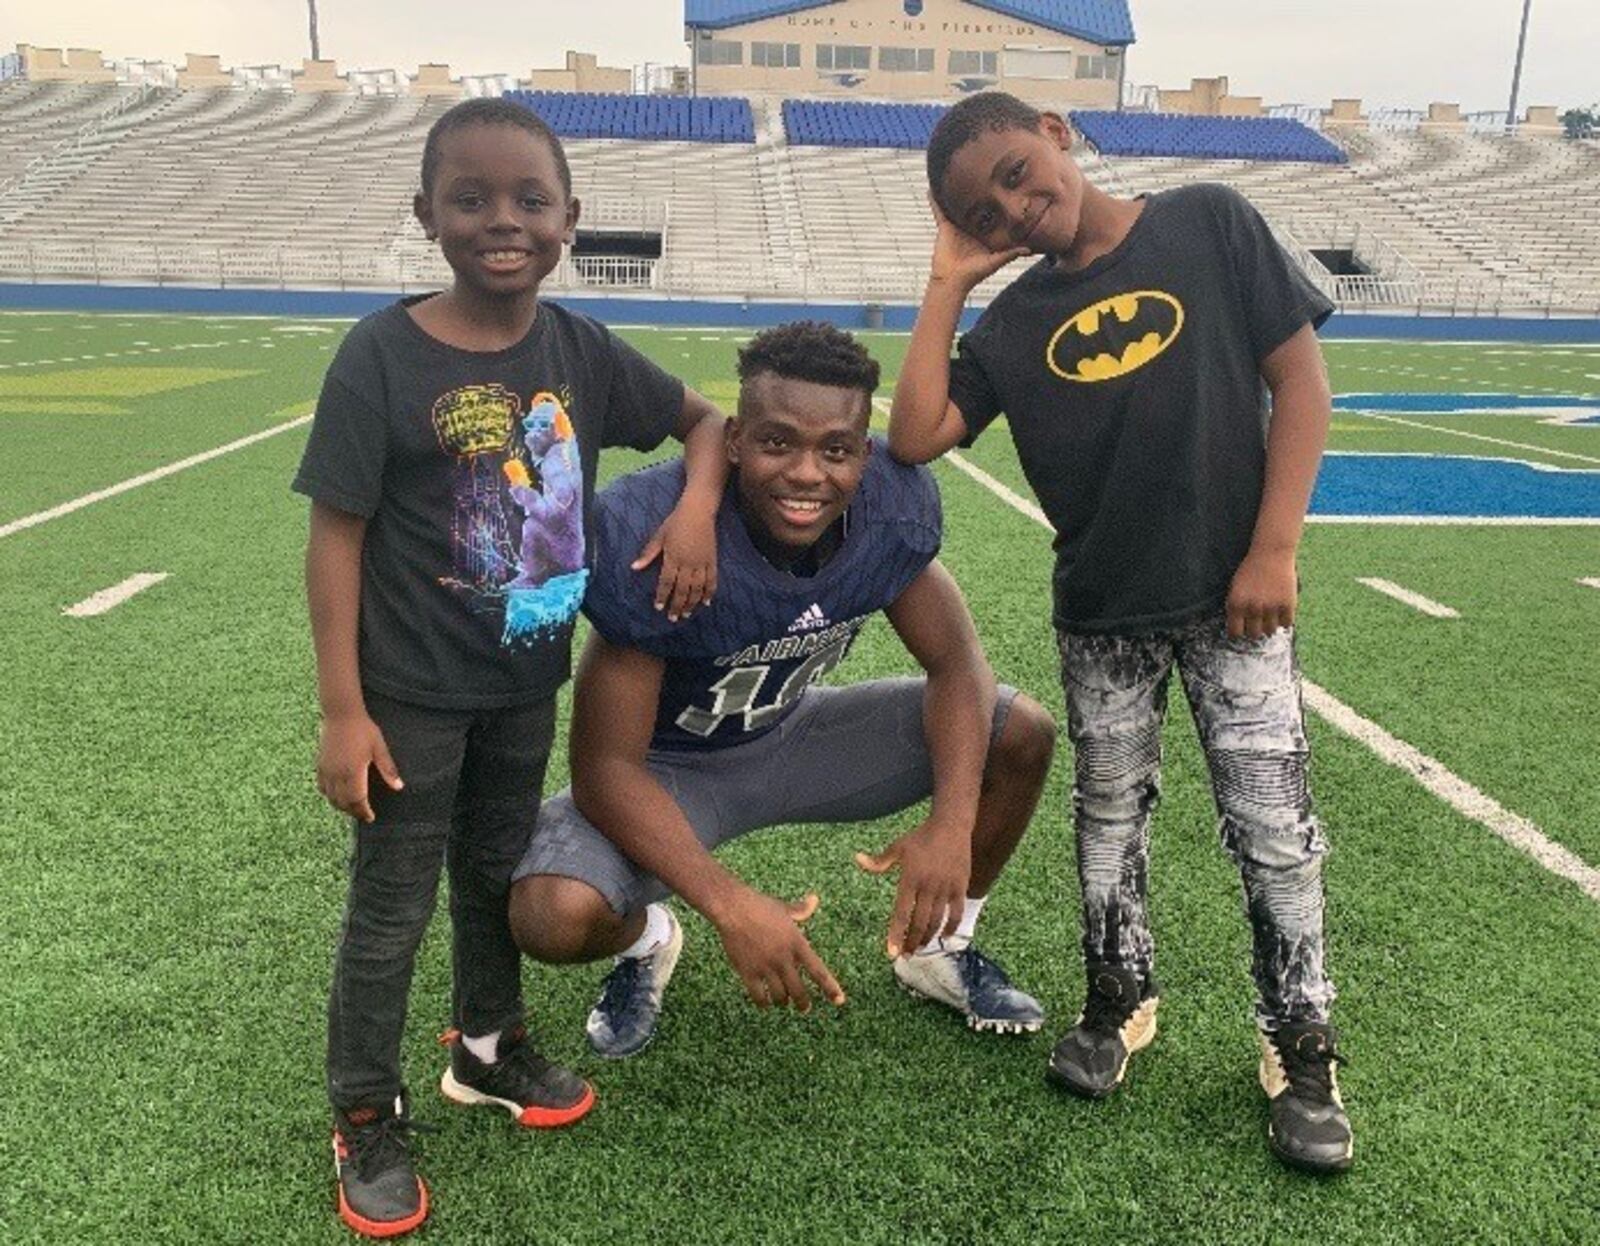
[
  {"x1": 1069, "y1": 111, "x2": 1346, "y2": 164},
  {"x1": 781, "y1": 100, "x2": 950, "y2": 150},
  {"x1": 504, "y1": 91, "x2": 755, "y2": 143}
]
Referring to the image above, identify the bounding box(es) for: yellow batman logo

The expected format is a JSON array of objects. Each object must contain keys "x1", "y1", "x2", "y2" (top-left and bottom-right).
[{"x1": 1046, "y1": 290, "x2": 1185, "y2": 383}]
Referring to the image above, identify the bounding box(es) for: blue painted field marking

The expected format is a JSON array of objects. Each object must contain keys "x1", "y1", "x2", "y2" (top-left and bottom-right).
[{"x1": 1312, "y1": 452, "x2": 1600, "y2": 519}]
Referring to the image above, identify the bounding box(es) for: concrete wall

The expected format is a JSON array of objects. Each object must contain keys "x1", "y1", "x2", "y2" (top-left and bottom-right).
[
  {"x1": 689, "y1": 0, "x2": 1122, "y2": 106},
  {"x1": 18, "y1": 44, "x2": 115, "y2": 82},
  {"x1": 1157, "y1": 76, "x2": 1264, "y2": 117},
  {"x1": 293, "y1": 59, "x2": 344, "y2": 93},
  {"x1": 527, "y1": 51, "x2": 631, "y2": 94},
  {"x1": 175, "y1": 53, "x2": 232, "y2": 89}
]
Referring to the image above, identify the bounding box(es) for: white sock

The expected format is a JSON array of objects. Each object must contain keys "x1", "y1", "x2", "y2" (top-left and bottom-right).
[
  {"x1": 913, "y1": 895, "x2": 986, "y2": 956},
  {"x1": 619, "y1": 903, "x2": 673, "y2": 960},
  {"x1": 462, "y1": 1030, "x2": 500, "y2": 1063}
]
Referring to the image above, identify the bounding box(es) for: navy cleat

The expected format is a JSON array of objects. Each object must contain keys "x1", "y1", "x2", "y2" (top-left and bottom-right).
[
  {"x1": 1260, "y1": 1022, "x2": 1353, "y2": 1175},
  {"x1": 1046, "y1": 963, "x2": 1160, "y2": 1099},
  {"x1": 892, "y1": 943, "x2": 1045, "y2": 1034},
  {"x1": 586, "y1": 907, "x2": 683, "y2": 1059}
]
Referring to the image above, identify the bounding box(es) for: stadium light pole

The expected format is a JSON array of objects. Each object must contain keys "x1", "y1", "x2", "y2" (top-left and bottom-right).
[
  {"x1": 308, "y1": 0, "x2": 322, "y2": 61},
  {"x1": 1505, "y1": 0, "x2": 1533, "y2": 131}
]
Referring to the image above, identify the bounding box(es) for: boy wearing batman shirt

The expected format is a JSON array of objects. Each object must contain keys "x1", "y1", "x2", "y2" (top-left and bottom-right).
[{"x1": 891, "y1": 92, "x2": 1349, "y2": 1174}]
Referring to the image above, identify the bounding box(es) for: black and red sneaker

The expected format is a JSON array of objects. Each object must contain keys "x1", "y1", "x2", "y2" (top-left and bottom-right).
[
  {"x1": 332, "y1": 1094, "x2": 429, "y2": 1239},
  {"x1": 438, "y1": 1024, "x2": 596, "y2": 1128}
]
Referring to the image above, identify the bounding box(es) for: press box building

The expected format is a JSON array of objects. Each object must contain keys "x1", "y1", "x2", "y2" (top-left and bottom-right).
[{"x1": 683, "y1": 0, "x2": 1134, "y2": 105}]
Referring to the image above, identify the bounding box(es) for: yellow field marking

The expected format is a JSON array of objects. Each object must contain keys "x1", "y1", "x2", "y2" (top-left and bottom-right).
[{"x1": 0, "y1": 400, "x2": 129, "y2": 415}]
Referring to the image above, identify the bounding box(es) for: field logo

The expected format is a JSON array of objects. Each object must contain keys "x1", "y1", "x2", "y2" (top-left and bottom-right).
[{"x1": 1047, "y1": 290, "x2": 1184, "y2": 383}]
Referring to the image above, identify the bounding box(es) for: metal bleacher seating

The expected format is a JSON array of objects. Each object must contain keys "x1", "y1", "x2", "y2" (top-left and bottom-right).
[{"x1": 0, "y1": 80, "x2": 1597, "y2": 313}]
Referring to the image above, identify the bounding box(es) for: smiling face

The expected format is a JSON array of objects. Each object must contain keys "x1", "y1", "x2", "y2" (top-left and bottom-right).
[
  {"x1": 413, "y1": 123, "x2": 578, "y2": 304},
  {"x1": 937, "y1": 113, "x2": 1085, "y2": 258},
  {"x1": 728, "y1": 374, "x2": 872, "y2": 550}
]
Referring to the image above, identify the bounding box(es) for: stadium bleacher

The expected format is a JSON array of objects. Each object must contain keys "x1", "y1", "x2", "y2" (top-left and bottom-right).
[
  {"x1": 506, "y1": 91, "x2": 754, "y2": 143},
  {"x1": 1, "y1": 77, "x2": 1598, "y2": 311},
  {"x1": 1070, "y1": 111, "x2": 1347, "y2": 163}
]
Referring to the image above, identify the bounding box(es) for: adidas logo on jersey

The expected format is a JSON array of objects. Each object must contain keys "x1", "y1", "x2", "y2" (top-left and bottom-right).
[{"x1": 787, "y1": 603, "x2": 830, "y2": 633}]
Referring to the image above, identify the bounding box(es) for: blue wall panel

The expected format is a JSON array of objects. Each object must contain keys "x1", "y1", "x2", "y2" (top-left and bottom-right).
[{"x1": 2, "y1": 282, "x2": 1598, "y2": 341}]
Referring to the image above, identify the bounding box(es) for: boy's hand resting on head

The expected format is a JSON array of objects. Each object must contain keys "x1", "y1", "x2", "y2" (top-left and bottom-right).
[
  {"x1": 633, "y1": 503, "x2": 718, "y2": 622},
  {"x1": 854, "y1": 817, "x2": 971, "y2": 959},
  {"x1": 928, "y1": 195, "x2": 1030, "y2": 292},
  {"x1": 712, "y1": 885, "x2": 845, "y2": 1013},
  {"x1": 1226, "y1": 547, "x2": 1298, "y2": 640},
  {"x1": 317, "y1": 711, "x2": 404, "y2": 825}
]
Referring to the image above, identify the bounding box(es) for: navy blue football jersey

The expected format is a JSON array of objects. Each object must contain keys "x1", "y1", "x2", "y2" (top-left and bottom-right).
[{"x1": 584, "y1": 441, "x2": 941, "y2": 751}]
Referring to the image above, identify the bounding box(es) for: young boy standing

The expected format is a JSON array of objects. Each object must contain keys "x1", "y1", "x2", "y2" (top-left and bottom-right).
[
  {"x1": 295, "y1": 99, "x2": 726, "y2": 1237},
  {"x1": 890, "y1": 93, "x2": 1349, "y2": 1174}
]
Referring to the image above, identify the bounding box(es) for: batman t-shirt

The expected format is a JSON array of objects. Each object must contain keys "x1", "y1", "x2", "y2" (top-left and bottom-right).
[
  {"x1": 293, "y1": 296, "x2": 684, "y2": 710},
  {"x1": 948, "y1": 183, "x2": 1333, "y2": 634}
]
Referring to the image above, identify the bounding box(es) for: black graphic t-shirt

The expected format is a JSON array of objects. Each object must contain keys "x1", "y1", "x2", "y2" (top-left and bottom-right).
[
  {"x1": 293, "y1": 296, "x2": 684, "y2": 709},
  {"x1": 949, "y1": 183, "x2": 1334, "y2": 633}
]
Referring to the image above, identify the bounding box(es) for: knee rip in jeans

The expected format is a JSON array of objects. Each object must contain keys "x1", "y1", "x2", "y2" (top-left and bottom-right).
[{"x1": 1218, "y1": 814, "x2": 1328, "y2": 870}]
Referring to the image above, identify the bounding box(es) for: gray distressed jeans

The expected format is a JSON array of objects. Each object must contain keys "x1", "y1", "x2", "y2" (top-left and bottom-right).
[{"x1": 1058, "y1": 612, "x2": 1334, "y2": 1030}]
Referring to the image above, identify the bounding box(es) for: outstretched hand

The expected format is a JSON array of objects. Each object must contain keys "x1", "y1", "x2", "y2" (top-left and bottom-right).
[
  {"x1": 712, "y1": 887, "x2": 844, "y2": 1013},
  {"x1": 855, "y1": 818, "x2": 970, "y2": 959},
  {"x1": 928, "y1": 194, "x2": 1029, "y2": 291}
]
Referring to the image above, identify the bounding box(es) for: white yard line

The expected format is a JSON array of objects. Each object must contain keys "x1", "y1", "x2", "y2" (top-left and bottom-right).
[
  {"x1": 1301, "y1": 685, "x2": 1600, "y2": 902},
  {"x1": 916, "y1": 414, "x2": 1597, "y2": 901},
  {"x1": 63, "y1": 572, "x2": 169, "y2": 617},
  {"x1": 1342, "y1": 409, "x2": 1600, "y2": 466},
  {"x1": 0, "y1": 413, "x2": 313, "y2": 540},
  {"x1": 1579, "y1": 578, "x2": 1600, "y2": 590},
  {"x1": 1355, "y1": 577, "x2": 1461, "y2": 618},
  {"x1": 0, "y1": 334, "x2": 278, "y2": 370},
  {"x1": 944, "y1": 451, "x2": 1052, "y2": 527}
]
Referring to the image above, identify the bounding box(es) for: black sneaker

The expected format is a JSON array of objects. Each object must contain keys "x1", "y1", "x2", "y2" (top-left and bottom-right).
[
  {"x1": 586, "y1": 907, "x2": 683, "y2": 1059},
  {"x1": 1260, "y1": 1022, "x2": 1353, "y2": 1174},
  {"x1": 1046, "y1": 963, "x2": 1160, "y2": 1099},
  {"x1": 438, "y1": 1024, "x2": 595, "y2": 1128},
  {"x1": 332, "y1": 1094, "x2": 429, "y2": 1239},
  {"x1": 892, "y1": 943, "x2": 1045, "y2": 1034}
]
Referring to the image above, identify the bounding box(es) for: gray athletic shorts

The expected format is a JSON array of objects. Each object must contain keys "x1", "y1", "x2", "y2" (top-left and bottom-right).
[{"x1": 514, "y1": 676, "x2": 1017, "y2": 917}]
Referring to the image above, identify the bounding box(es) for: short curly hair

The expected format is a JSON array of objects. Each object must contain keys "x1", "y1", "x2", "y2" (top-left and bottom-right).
[
  {"x1": 419, "y1": 98, "x2": 571, "y2": 198},
  {"x1": 926, "y1": 91, "x2": 1044, "y2": 215},
  {"x1": 736, "y1": 321, "x2": 880, "y2": 416}
]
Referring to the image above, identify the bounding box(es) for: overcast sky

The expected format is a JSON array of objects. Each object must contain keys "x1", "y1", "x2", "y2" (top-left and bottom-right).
[{"x1": 11, "y1": 1, "x2": 1596, "y2": 113}]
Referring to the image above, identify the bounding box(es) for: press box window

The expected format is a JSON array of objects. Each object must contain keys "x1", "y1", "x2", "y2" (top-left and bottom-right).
[
  {"x1": 948, "y1": 50, "x2": 999, "y2": 76},
  {"x1": 880, "y1": 46, "x2": 934, "y2": 73},
  {"x1": 817, "y1": 44, "x2": 871, "y2": 71},
  {"x1": 752, "y1": 42, "x2": 801, "y2": 68},
  {"x1": 1077, "y1": 55, "x2": 1110, "y2": 79},
  {"x1": 696, "y1": 40, "x2": 743, "y2": 66}
]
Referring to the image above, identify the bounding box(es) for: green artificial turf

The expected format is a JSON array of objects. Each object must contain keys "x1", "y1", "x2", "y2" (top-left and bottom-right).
[{"x1": 1, "y1": 314, "x2": 1597, "y2": 1244}]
